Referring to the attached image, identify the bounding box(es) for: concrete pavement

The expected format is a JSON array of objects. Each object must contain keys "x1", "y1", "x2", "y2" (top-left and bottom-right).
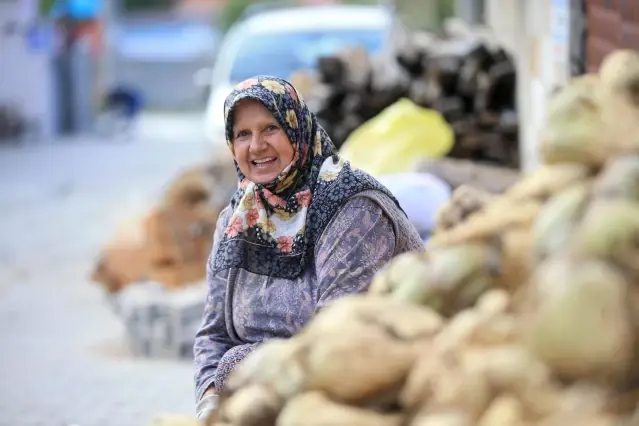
[{"x1": 0, "y1": 117, "x2": 220, "y2": 426}]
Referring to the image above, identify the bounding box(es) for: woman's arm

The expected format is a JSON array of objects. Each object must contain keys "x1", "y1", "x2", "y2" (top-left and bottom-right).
[
  {"x1": 193, "y1": 206, "x2": 235, "y2": 402},
  {"x1": 314, "y1": 195, "x2": 396, "y2": 311},
  {"x1": 212, "y1": 341, "x2": 260, "y2": 391}
]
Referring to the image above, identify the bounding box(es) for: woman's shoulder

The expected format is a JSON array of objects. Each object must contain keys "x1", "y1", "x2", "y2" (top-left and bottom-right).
[
  {"x1": 326, "y1": 192, "x2": 396, "y2": 233},
  {"x1": 342, "y1": 190, "x2": 425, "y2": 252},
  {"x1": 338, "y1": 193, "x2": 389, "y2": 215},
  {"x1": 340, "y1": 189, "x2": 402, "y2": 218}
]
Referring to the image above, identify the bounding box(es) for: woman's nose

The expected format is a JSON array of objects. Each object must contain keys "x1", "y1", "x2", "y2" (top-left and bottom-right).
[{"x1": 249, "y1": 134, "x2": 267, "y2": 153}]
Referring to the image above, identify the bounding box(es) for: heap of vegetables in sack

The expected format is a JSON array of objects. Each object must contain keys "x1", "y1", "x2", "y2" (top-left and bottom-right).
[{"x1": 203, "y1": 49, "x2": 639, "y2": 426}]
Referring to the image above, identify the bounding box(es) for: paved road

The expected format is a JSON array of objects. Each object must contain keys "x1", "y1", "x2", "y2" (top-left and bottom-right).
[{"x1": 0, "y1": 116, "x2": 219, "y2": 426}]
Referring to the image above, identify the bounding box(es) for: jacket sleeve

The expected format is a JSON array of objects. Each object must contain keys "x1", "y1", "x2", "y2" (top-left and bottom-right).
[
  {"x1": 212, "y1": 341, "x2": 260, "y2": 392},
  {"x1": 314, "y1": 195, "x2": 396, "y2": 312},
  {"x1": 193, "y1": 206, "x2": 236, "y2": 402}
]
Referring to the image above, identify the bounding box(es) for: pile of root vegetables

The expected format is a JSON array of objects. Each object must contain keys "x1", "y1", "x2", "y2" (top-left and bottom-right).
[
  {"x1": 290, "y1": 23, "x2": 518, "y2": 167},
  {"x1": 204, "y1": 49, "x2": 639, "y2": 426}
]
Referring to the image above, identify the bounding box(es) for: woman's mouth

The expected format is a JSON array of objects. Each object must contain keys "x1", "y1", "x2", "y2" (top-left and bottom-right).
[{"x1": 252, "y1": 157, "x2": 277, "y2": 168}]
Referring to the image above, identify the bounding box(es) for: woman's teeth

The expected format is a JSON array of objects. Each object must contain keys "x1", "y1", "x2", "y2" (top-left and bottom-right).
[{"x1": 252, "y1": 158, "x2": 276, "y2": 167}]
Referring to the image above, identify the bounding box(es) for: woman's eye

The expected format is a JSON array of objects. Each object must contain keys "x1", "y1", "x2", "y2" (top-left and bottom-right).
[
  {"x1": 265, "y1": 125, "x2": 279, "y2": 132},
  {"x1": 235, "y1": 130, "x2": 250, "y2": 139}
]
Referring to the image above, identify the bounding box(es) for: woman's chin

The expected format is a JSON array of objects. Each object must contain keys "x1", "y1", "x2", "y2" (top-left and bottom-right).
[{"x1": 249, "y1": 168, "x2": 281, "y2": 185}]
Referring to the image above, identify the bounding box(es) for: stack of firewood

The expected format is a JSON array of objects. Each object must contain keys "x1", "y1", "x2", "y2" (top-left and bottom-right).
[{"x1": 290, "y1": 23, "x2": 519, "y2": 168}]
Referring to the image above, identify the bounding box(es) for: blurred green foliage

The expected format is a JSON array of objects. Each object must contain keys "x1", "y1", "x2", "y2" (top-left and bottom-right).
[
  {"x1": 122, "y1": 0, "x2": 175, "y2": 12},
  {"x1": 216, "y1": 0, "x2": 396, "y2": 33},
  {"x1": 37, "y1": 0, "x2": 457, "y2": 32},
  {"x1": 40, "y1": 0, "x2": 178, "y2": 15},
  {"x1": 39, "y1": 0, "x2": 57, "y2": 16},
  {"x1": 217, "y1": 0, "x2": 255, "y2": 32},
  {"x1": 439, "y1": 0, "x2": 456, "y2": 19},
  {"x1": 394, "y1": 0, "x2": 457, "y2": 31}
]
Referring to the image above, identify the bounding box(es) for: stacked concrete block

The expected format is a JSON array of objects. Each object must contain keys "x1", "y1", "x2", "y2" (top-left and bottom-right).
[{"x1": 114, "y1": 280, "x2": 208, "y2": 359}]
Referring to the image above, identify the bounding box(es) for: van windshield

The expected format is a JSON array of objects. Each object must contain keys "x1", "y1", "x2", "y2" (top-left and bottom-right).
[{"x1": 228, "y1": 28, "x2": 386, "y2": 84}]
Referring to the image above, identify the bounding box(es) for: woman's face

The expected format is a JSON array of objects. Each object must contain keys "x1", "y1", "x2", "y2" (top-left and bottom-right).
[{"x1": 231, "y1": 99, "x2": 295, "y2": 184}]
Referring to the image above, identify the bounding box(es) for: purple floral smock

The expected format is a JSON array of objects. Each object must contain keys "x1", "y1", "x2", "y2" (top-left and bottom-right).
[{"x1": 193, "y1": 190, "x2": 424, "y2": 401}]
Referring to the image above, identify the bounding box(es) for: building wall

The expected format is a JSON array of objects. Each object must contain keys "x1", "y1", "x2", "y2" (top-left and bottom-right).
[
  {"x1": 0, "y1": 0, "x2": 56, "y2": 139},
  {"x1": 482, "y1": 0, "x2": 579, "y2": 172},
  {"x1": 585, "y1": 0, "x2": 639, "y2": 73}
]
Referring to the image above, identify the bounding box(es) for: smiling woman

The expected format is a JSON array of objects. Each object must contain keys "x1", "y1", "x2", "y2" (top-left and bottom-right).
[{"x1": 193, "y1": 75, "x2": 425, "y2": 420}]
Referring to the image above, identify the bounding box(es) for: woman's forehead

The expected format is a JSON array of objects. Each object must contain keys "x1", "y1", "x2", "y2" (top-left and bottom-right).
[
  {"x1": 235, "y1": 98, "x2": 268, "y2": 111},
  {"x1": 232, "y1": 99, "x2": 277, "y2": 124}
]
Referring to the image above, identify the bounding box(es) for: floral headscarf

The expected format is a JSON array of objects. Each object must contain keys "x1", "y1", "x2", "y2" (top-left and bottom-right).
[{"x1": 210, "y1": 75, "x2": 403, "y2": 279}]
